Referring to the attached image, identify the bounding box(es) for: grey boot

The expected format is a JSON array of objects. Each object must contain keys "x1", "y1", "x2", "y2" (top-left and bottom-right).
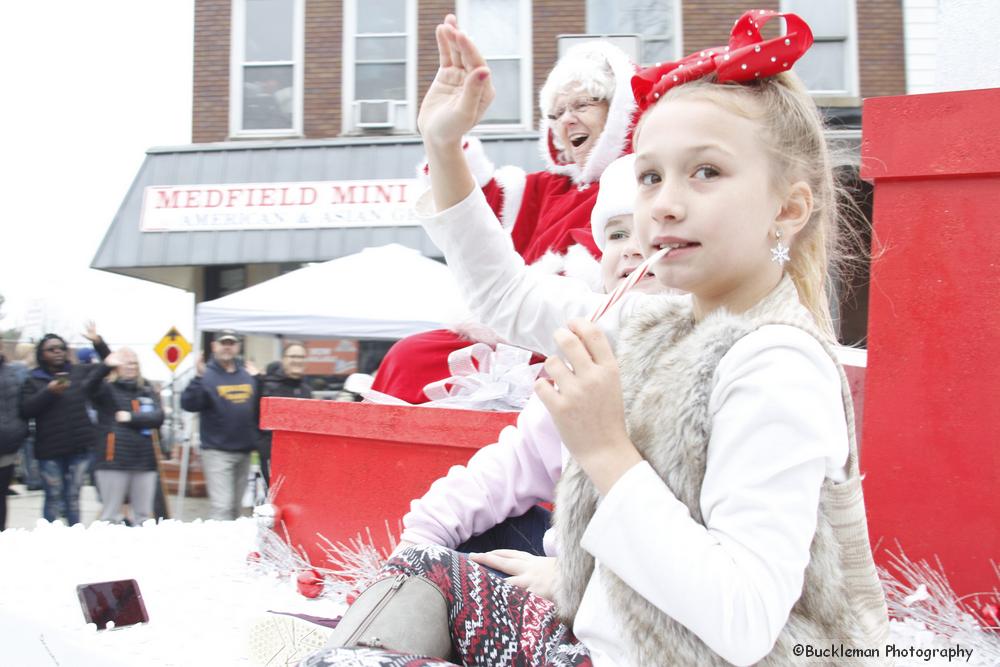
[{"x1": 324, "y1": 574, "x2": 453, "y2": 660}]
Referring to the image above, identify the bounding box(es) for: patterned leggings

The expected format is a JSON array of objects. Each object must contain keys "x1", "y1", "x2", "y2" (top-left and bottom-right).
[{"x1": 302, "y1": 545, "x2": 592, "y2": 666}]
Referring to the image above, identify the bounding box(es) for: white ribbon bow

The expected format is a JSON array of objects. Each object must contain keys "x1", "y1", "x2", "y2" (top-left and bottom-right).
[{"x1": 362, "y1": 343, "x2": 543, "y2": 411}]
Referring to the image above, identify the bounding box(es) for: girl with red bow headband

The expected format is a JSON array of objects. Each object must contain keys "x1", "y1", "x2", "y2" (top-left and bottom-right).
[{"x1": 304, "y1": 10, "x2": 889, "y2": 667}]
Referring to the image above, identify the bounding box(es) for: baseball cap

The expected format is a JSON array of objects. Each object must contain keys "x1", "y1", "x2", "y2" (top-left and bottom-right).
[{"x1": 214, "y1": 329, "x2": 240, "y2": 343}]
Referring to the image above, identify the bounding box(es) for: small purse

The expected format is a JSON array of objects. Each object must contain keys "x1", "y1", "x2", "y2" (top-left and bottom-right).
[{"x1": 324, "y1": 574, "x2": 453, "y2": 660}]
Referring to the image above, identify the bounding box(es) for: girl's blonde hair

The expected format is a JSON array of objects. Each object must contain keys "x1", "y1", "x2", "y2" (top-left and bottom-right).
[{"x1": 639, "y1": 71, "x2": 850, "y2": 340}]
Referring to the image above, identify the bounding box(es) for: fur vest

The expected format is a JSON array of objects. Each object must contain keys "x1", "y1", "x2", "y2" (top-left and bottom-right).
[{"x1": 553, "y1": 277, "x2": 889, "y2": 666}]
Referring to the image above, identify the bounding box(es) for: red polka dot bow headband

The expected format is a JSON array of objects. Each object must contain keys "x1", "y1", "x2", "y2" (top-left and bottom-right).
[{"x1": 631, "y1": 9, "x2": 814, "y2": 113}]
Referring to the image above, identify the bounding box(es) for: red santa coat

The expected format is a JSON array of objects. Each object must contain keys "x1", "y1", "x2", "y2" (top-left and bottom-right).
[
  {"x1": 506, "y1": 173, "x2": 601, "y2": 263},
  {"x1": 372, "y1": 42, "x2": 637, "y2": 403}
]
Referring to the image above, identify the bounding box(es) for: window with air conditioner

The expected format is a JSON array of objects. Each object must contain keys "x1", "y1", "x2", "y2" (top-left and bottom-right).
[
  {"x1": 230, "y1": 0, "x2": 304, "y2": 137},
  {"x1": 781, "y1": 0, "x2": 859, "y2": 100},
  {"x1": 456, "y1": 0, "x2": 533, "y2": 130},
  {"x1": 585, "y1": 0, "x2": 681, "y2": 66},
  {"x1": 343, "y1": 0, "x2": 416, "y2": 133}
]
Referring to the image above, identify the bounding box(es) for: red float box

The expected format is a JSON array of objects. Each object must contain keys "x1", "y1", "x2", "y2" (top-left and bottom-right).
[
  {"x1": 261, "y1": 398, "x2": 518, "y2": 566},
  {"x1": 861, "y1": 87, "x2": 1000, "y2": 596}
]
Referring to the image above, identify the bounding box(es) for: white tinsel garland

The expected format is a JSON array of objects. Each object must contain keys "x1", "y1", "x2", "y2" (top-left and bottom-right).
[
  {"x1": 879, "y1": 548, "x2": 1000, "y2": 666},
  {"x1": 256, "y1": 518, "x2": 1000, "y2": 667},
  {"x1": 252, "y1": 477, "x2": 400, "y2": 605},
  {"x1": 253, "y1": 478, "x2": 1000, "y2": 665}
]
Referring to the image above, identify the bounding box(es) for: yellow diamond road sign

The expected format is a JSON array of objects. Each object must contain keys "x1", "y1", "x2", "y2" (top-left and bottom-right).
[{"x1": 154, "y1": 327, "x2": 192, "y2": 372}]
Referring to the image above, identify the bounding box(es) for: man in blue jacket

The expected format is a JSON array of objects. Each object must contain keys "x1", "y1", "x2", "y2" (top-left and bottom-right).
[{"x1": 181, "y1": 330, "x2": 257, "y2": 520}]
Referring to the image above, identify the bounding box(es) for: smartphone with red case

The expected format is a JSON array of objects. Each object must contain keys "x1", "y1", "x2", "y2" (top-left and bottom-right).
[{"x1": 76, "y1": 579, "x2": 149, "y2": 630}]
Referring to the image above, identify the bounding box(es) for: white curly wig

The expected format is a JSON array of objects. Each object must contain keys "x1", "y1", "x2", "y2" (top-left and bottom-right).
[{"x1": 538, "y1": 41, "x2": 619, "y2": 118}]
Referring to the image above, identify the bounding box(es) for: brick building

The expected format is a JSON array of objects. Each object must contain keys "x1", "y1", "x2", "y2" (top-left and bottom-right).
[
  {"x1": 189, "y1": 0, "x2": 903, "y2": 142},
  {"x1": 94, "y1": 0, "x2": 908, "y2": 364}
]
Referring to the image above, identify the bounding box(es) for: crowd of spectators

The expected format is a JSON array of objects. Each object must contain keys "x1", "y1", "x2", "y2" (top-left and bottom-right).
[{"x1": 0, "y1": 327, "x2": 324, "y2": 530}]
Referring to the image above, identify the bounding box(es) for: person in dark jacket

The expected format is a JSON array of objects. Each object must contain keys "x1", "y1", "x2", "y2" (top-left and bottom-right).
[
  {"x1": 1, "y1": 354, "x2": 31, "y2": 530},
  {"x1": 181, "y1": 330, "x2": 258, "y2": 520},
  {"x1": 19, "y1": 324, "x2": 110, "y2": 525},
  {"x1": 255, "y1": 341, "x2": 312, "y2": 489},
  {"x1": 84, "y1": 348, "x2": 165, "y2": 525},
  {"x1": 10, "y1": 343, "x2": 42, "y2": 491}
]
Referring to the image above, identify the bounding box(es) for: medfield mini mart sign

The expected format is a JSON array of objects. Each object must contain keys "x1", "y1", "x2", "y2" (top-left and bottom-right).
[{"x1": 140, "y1": 179, "x2": 419, "y2": 231}]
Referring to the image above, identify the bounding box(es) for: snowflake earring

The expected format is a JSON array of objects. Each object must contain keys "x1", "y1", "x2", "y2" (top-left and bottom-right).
[{"x1": 770, "y1": 229, "x2": 790, "y2": 266}]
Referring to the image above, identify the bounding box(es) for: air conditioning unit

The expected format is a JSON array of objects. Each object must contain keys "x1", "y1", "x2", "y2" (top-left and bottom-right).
[{"x1": 355, "y1": 99, "x2": 401, "y2": 129}]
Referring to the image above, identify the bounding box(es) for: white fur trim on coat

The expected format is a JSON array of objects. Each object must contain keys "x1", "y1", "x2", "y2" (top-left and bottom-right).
[
  {"x1": 416, "y1": 136, "x2": 496, "y2": 189},
  {"x1": 493, "y1": 165, "x2": 527, "y2": 232},
  {"x1": 538, "y1": 41, "x2": 637, "y2": 186},
  {"x1": 462, "y1": 136, "x2": 496, "y2": 187},
  {"x1": 525, "y1": 244, "x2": 603, "y2": 293}
]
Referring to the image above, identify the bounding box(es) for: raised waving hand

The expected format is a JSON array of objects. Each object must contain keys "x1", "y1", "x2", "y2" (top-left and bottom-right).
[
  {"x1": 418, "y1": 15, "x2": 495, "y2": 211},
  {"x1": 418, "y1": 15, "x2": 494, "y2": 145}
]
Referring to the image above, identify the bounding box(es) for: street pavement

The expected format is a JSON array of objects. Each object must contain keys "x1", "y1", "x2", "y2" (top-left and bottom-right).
[{"x1": 5, "y1": 482, "x2": 216, "y2": 530}]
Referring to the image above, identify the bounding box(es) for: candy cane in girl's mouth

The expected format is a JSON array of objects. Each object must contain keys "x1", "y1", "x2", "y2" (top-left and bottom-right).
[{"x1": 589, "y1": 247, "x2": 671, "y2": 322}]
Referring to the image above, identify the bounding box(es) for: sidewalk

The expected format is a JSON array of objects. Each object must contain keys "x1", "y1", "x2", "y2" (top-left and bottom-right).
[{"x1": 5, "y1": 482, "x2": 216, "y2": 530}]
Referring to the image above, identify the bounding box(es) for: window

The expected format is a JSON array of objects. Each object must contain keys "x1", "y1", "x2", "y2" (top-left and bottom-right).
[
  {"x1": 456, "y1": 0, "x2": 533, "y2": 129},
  {"x1": 586, "y1": 0, "x2": 681, "y2": 66},
  {"x1": 205, "y1": 265, "x2": 247, "y2": 299},
  {"x1": 230, "y1": 0, "x2": 304, "y2": 137},
  {"x1": 342, "y1": 0, "x2": 417, "y2": 133},
  {"x1": 781, "y1": 0, "x2": 858, "y2": 98}
]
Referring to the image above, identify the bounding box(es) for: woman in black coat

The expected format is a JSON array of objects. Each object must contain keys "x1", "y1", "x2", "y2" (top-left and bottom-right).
[
  {"x1": 20, "y1": 328, "x2": 110, "y2": 525},
  {"x1": 84, "y1": 348, "x2": 164, "y2": 524},
  {"x1": 256, "y1": 342, "x2": 312, "y2": 489}
]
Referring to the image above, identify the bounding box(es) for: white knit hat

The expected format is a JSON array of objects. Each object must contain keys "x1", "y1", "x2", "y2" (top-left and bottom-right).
[{"x1": 590, "y1": 154, "x2": 637, "y2": 250}]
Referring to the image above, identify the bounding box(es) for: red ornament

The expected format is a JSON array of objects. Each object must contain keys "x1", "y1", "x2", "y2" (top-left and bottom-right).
[
  {"x1": 296, "y1": 568, "x2": 324, "y2": 598},
  {"x1": 246, "y1": 551, "x2": 261, "y2": 564},
  {"x1": 981, "y1": 602, "x2": 1000, "y2": 629}
]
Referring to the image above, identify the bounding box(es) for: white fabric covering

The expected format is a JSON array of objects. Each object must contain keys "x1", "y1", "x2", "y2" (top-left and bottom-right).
[{"x1": 196, "y1": 244, "x2": 471, "y2": 339}]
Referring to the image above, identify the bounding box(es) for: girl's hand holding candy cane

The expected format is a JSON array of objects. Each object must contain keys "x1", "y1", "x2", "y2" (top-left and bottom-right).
[
  {"x1": 538, "y1": 247, "x2": 671, "y2": 493},
  {"x1": 535, "y1": 318, "x2": 644, "y2": 495}
]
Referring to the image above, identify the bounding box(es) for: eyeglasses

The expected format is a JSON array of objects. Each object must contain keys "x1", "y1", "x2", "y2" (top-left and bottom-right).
[
  {"x1": 284, "y1": 354, "x2": 306, "y2": 360},
  {"x1": 217, "y1": 340, "x2": 239, "y2": 346},
  {"x1": 546, "y1": 97, "x2": 603, "y2": 122},
  {"x1": 42, "y1": 345, "x2": 68, "y2": 352}
]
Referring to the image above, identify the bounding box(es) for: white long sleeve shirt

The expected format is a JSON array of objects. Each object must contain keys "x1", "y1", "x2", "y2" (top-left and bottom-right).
[{"x1": 417, "y1": 187, "x2": 849, "y2": 666}]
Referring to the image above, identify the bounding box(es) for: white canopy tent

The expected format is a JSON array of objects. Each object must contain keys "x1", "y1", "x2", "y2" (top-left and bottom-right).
[{"x1": 195, "y1": 244, "x2": 471, "y2": 339}]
